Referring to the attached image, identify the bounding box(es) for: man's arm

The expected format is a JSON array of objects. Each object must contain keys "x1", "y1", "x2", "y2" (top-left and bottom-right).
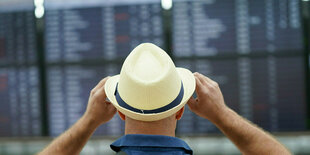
[
  {"x1": 38, "y1": 77, "x2": 116, "y2": 155},
  {"x1": 187, "y1": 73, "x2": 291, "y2": 155}
]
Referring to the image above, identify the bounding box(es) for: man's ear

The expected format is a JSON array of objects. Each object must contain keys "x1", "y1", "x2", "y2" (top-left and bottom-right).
[
  {"x1": 176, "y1": 106, "x2": 185, "y2": 120},
  {"x1": 118, "y1": 111, "x2": 126, "y2": 121}
]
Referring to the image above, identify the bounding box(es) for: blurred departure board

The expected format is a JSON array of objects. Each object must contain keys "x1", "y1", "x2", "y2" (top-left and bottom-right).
[
  {"x1": 176, "y1": 56, "x2": 307, "y2": 133},
  {"x1": 44, "y1": 0, "x2": 164, "y2": 136},
  {"x1": 174, "y1": 0, "x2": 307, "y2": 134},
  {"x1": 44, "y1": 0, "x2": 163, "y2": 63},
  {"x1": 0, "y1": 0, "x2": 308, "y2": 138},
  {"x1": 0, "y1": 7, "x2": 37, "y2": 64},
  {"x1": 0, "y1": 0, "x2": 42, "y2": 137},
  {"x1": 172, "y1": 0, "x2": 303, "y2": 56},
  {"x1": 0, "y1": 67, "x2": 41, "y2": 137},
  {"x1": 46, "y1": 64, "x2": 123, "y2": 136}
]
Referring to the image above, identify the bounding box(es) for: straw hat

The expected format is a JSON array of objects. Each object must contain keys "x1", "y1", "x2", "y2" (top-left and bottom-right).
[{"x1": 105, "y1": 43, "x2": 195, "y2": 121}]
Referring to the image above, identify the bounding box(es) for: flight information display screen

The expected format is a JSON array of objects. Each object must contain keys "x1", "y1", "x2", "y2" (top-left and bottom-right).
[
  {"x1": 0, "y1": 1, "x2": 38, "y2": 65},
  {"x1": 0, "y1": 0, "x2": 42, "y2": 137},
  {"x1": 0, "y1": 0, "x2": 308, "y2": 138},
  {"x1": 46, "y1": 64, "x2": 124, "y2": 136},
  {"x1": 174, "y1": 0, "x2": 307, "y2": 134},
  {"x1": 44, "y1": 0, "x2": 164, "y2": 63},
  {"x1": 172, "y1": 0, "x2": 303, "y2": 56},
  {"x1": 44, "y1": 0, "x2": 164, "y2": 136},
  {"x1": 176, "y1": 56, "x2": 307, "y2": 133},
  {"x1": 0, "y1": 67, "x2": 41, "y2": 137}
]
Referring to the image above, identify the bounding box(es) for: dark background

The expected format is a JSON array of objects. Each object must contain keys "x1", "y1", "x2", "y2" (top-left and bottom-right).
[{"x1": 0, "y1": 0, "x2": 309, "y2": 138}]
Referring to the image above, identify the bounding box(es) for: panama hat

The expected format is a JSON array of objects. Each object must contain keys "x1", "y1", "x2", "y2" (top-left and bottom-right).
[{"x1": 104, "y1": 43, "x2": 195, "y2": 121}]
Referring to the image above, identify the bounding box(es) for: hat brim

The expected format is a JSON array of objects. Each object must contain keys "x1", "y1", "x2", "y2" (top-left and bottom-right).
[{"x1": 104, "y1": 67, "x2": 195, "y2": 121}]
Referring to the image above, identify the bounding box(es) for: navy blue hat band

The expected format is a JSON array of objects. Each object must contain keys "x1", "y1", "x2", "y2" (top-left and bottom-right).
[{"x1": 114, "y1": 82, "x2": 184, "y2": 114}]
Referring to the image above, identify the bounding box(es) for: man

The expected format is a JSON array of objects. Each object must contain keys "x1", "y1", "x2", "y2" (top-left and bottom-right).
[{"x1": 39, "y1": 43, "x2": 290, "y2": 155}]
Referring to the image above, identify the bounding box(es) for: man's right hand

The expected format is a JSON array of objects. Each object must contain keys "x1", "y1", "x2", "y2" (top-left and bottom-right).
[
  {"x1": 187, "y1": 72, "x2": 228, "y2": 122},
  {"x1": 84, "y1": 77, "x2": 116, "y2": 127}
]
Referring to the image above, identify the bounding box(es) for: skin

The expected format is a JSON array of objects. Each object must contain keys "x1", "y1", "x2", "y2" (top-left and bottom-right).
[
  {"x1": 187, "y1": 72, "x2": 291, "y2": 155},
  {"x1": 117, "y1": 107, "x2": 184, "y2": 137},
  {"x1": 38, "y1": 73, "x2": 291, "y2": 155},
  {"x1": 38, "y1": 77, "x2": 116, "y2": 155}
]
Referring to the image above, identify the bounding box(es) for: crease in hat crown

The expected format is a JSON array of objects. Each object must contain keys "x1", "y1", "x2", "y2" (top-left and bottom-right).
[{"x1": 117, "y1": 43, "x2": 182, "y2": 110}]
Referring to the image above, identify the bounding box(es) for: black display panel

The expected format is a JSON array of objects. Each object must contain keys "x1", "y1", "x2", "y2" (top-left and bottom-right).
[
  {"x1": 0, "y1": 1, "x2": 42, "y2": 137},
  {"x1": 0, "y1": 10, "x2": 37, "y2": 65},
  {"x1": 0, "y1": 67, "x2": 41, "y2": 136},
  {"x1": 173, "y1": 0, "x2": 307, "y2": 134},
  {"x1": 172, "y1": 0, "x2": 303, "y2": 57},
  {"x1": 44, "y1": 0, "x2": 164, "y2": 136},
  {"x1": 45, "y1": 0, "x2": 307, "y2": 137},
  {"x1": 176, "y1": 56, "x2": 307, "y2": 134},
  {"x1": 47, "y1": 64, "x2": 124, "y2": 136},
  {"x1": 44, "y1": 0, "x2": 163, "y2": 63}
]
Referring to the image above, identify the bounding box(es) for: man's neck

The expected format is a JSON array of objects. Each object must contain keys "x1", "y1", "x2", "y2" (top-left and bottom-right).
[{"x1": 124, "y1": 116, "x2": 176, "y2": 137}]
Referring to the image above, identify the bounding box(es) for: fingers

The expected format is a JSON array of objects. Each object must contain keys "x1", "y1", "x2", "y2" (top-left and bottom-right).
[
  {"x1": 187, "y1": 96, "x2": 197, "y2": 111},
  {"x1": 107, "y1": 102, "x2": 117, "y2": 114},
  {"x1": 194, "y1": 72, "x2": 207, "y2": 86},
  {"x1": 105, "y1": 100, "x2": 112, "y2": 104},
  {"x1": 95, "y1": 83, "x2": 108, "y2": 99},
  {"x1": 194, "y1": 73, "x2": 203, "y2": 95},
  {"x1": 198, "y1": 73, "x2": 214, "y2": 84},
  {"x1": 194, "y1": 72, "x2": 218, "y2": 87},
  {"x1": 91, "y1": 77, "x2": 109, "y2": 96},
  {"x1": 93, "y1": 77, "x2": 109, "y2": 92}
]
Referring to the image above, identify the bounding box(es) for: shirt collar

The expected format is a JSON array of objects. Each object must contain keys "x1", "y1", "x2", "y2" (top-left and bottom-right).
[{"x1": 110, "y1": 134, "x2": 193, "y2": 154}]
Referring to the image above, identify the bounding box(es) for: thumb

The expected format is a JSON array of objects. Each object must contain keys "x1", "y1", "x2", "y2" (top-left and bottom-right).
[
  {"x1": 107, "y1": 102, "x2": 117, "y2": 114},
  {"x1": 187, "y1": 96, "x2": 197, "y2": 111}
]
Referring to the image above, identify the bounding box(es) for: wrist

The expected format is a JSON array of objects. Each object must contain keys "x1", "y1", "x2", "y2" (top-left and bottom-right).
[
  {"x1": 208, "y1": 105, "x2": 231, "y2": 124},
  {"x1": 82, "y1": 114, "x2": 102, "y2": 129}
]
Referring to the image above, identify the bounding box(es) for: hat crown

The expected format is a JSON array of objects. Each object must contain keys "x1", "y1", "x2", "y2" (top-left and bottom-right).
[
  {"x1": 129, "y1": 45, "x2": 166, "y2": 82},
  {"x1": 118, "y1": 43, "x2": 182, "y2": 110}
]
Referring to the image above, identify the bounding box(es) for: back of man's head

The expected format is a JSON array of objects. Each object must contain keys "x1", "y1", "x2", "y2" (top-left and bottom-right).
[
  {"x1": 104, "y1": 43, "x2": 195, "y2": 136},
  {"x1": 117, "y1": 106, "x2": 185, "y2": 136}
]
